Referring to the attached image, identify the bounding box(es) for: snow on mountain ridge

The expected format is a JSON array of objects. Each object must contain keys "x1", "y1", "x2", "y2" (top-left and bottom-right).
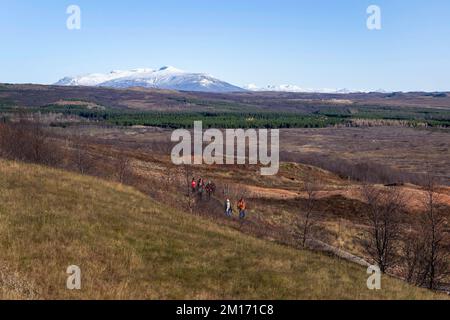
[
  {"x1": 56, "y1": 67, "x2": 389, "y2": 94},
  {"x1": 55, "y1": 67, "x2": 244, "y2": 93},
  {"x1": 244, "y1": 84, "x2": 389, "y2": 94},
  {"x1": 244, "y1": 84, "x2": 341, "y2": 93}
]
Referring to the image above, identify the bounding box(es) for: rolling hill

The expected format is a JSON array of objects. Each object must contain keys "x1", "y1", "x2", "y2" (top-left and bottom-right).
[{"x1": 0, "y1": 159, "x2": 445, "y2": 299}]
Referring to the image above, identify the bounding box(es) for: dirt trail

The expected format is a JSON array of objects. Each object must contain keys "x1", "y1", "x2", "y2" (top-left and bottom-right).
[{"x1": 307, "y1": 239, "x2": 370, "y2": 267}]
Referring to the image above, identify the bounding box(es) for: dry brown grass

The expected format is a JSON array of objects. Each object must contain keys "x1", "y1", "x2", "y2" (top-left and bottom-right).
[{"x1": 0, "y1": 159, "x2": 446, "y2": 300}]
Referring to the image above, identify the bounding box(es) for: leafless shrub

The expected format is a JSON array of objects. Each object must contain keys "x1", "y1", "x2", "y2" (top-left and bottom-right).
[
  {"x1": 183, "y1": 165, "x2": 194, "y2": 213},
  {"x1": 401, "y1": 226, "x2": 426, "y2": 285},
  {"x1": 165, "y1": 166, "x2": 177, "y2": 188},
  {"x1": 0, "y1": 118, "x2": 62, "y2": 166},
  {"x1": 280, "y1": 151, "x2": 429, "y2": 186},
  {"x1": 114, "y1": 153, "x2": 131, "y2": 184},
  {"x1": 294, "y1": 176, "x2": 320, "y2": 248},
  {"x1": 219, "y1": 183, "x2": 247, "y2": 202},
  {"x1": 415, "y1": 176, "x2": 449, "y2": 289},
  {"x1": 362, "y1": 185, "x2": 405, "y2": 273},
  {"x1": 70, "y1": 133, "x2": 92, "y2": 175}
]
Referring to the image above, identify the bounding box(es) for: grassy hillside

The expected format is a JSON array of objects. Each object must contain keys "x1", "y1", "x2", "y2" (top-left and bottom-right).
[{"x1": 0, "y1": 159, "x2": 445, "y2": 299}]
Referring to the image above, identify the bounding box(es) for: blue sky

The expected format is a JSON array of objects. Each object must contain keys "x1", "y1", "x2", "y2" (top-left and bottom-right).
[{"x1": 1, "y1": 0, "x2": 449, "y2": 91}]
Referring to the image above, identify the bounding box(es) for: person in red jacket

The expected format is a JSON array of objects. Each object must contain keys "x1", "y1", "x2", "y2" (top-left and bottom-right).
[
  {"x1": 237, "y1": 198, "x2": 247, "y2": 219},
  {"x1": 191, "y1": 178, "x2": 197, "y2": 193}
]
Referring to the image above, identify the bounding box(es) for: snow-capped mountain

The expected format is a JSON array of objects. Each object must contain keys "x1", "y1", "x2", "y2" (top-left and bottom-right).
[
  {"x1": 244, "y1": 84, "x2": 389, "y2": 94},
  {"x1": 244, "y1": 84, "x2": 344, "y2": 93},
  {"x1": 55, "y1": 66, "x2": 245, "y2": 93}
]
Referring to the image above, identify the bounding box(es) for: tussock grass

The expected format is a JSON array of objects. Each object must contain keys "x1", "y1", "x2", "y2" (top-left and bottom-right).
[{"x1": 0, "y1": 160, "x2": 445, "y2": 299}]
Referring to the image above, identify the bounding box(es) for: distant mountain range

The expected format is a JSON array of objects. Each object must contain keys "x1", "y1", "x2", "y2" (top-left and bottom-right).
[
  {"x1": 55, "y1": 66, "x2": 245, "y2": 93},
  {"x1": 55, "y1": 66, "x2": 390, "y2": 94},
  {"x1": 243, "y1": 84, "x2": 390, "y2": 94}
]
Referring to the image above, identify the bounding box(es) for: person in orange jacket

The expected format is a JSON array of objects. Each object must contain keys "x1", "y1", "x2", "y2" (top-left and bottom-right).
[{"x1": 237, "y1": 198, "x2": 247, "y2": 219}]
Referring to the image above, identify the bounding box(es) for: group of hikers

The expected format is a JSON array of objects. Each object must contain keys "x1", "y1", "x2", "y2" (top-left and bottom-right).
[
  {"x1": 225, "y1": 197, "x2": 247, "y2": 220},
  {"x1": 191, "y1": 177, "x2": 216, "y2": 200},
  {"x1": 190, "y1": 177, "x2": 247, "y2": 219}
]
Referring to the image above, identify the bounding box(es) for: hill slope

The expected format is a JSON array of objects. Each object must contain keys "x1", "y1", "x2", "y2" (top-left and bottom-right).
[{"x1": 0, "y1": 160, "x2": 444, "y2": 299}]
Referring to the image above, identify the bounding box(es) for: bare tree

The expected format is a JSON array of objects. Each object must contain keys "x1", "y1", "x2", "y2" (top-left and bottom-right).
[
  {"x1": 0, "y1": 121, "x2": 15, "y2": 158},
  {"x1": 416, "y1": 176, "x2": 449, "y2": 290},
  {"x1": 0, "y1": 118, "x2": 61, "y2": 166},
  {"x1": 362, "y1": 185, "x2": 404, "y2": 273},
  {"x1": 401, "y1": 225, "x2": 426, "y2": 284},
  {"x1": 163, "y1": 165, "x2": 175, "y2": 187},
  {"x1": 28, "y1": 121, "x2": 47, "y2": 164},
  {"x1": 71, "y1": 133, "x2": 91, "y2": 174},
  {"x1": 115, "y1": 153, "x2": 131, "y2": 184},
  {"x1": 294, "y1": 177, "x2": 320, "y2": 248},
  {"x1": 183, "y1": 165, "x2": 194, "y2": 213}
]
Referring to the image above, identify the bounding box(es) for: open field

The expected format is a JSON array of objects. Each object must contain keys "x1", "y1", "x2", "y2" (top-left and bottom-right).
[{"x1": 280, "y1": 126, "x2": 450, "y2": 184}]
